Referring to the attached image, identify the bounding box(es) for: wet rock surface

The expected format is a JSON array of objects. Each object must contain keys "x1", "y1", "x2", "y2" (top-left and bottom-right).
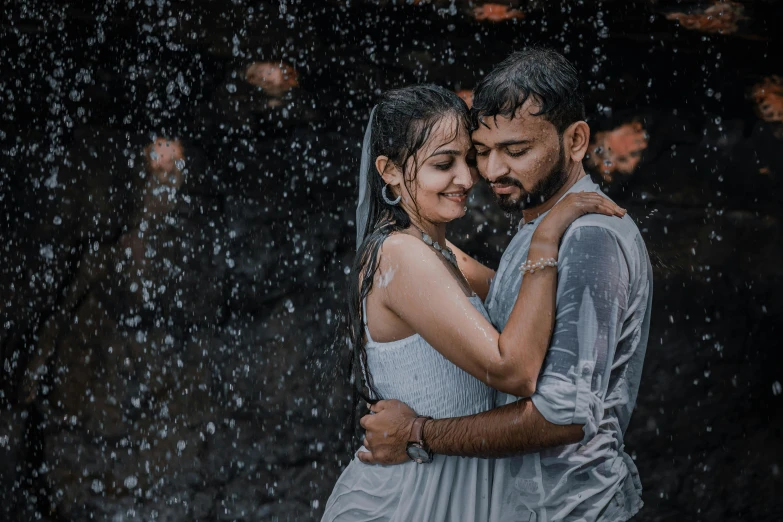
[{"x1": 1, "y1": 1, "x2": 782, "y2": 520}]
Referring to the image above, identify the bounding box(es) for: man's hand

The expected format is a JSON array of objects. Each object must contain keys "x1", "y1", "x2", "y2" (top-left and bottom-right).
[{"x1": 357, "y1": 400, "x2": 417, "y2": 465}]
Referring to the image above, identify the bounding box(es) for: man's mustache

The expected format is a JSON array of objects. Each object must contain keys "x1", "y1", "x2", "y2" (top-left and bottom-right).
[{"x1": 487, "y1": 176, "x2": 524, "y2": 190}]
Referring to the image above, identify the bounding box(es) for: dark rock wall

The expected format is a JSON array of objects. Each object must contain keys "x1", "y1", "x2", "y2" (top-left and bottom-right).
[{"x1": 1, "y1": 1, "x2": 782, "y2": 520}]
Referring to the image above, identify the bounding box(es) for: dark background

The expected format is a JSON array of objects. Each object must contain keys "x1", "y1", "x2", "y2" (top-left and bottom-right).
[{"x1": 1, "y1": 0, "x2": 782, "y2": 520}]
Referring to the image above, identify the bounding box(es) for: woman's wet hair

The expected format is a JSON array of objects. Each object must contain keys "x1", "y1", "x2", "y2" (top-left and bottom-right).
[
  {"x1": 471, "y1": 47, "x2": 585, "y2": 134},
  {"x1": 344, "y1": 84, "x2": 469, "y2": 421}
]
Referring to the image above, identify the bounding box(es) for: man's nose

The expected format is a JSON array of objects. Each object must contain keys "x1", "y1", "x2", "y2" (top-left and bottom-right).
[{"x1": 483, "y1": 150, "x2": 507, "y2": 182}]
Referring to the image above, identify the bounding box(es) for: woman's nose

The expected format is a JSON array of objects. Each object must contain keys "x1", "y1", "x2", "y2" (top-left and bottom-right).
[{"x1": 454, "y1": 160, "x2": 474, "y2": 188}]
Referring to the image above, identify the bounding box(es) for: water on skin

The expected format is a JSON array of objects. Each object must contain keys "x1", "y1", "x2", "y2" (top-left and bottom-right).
[{"x1": 378, "y1": 266, "x2": 396, "y2": 288}]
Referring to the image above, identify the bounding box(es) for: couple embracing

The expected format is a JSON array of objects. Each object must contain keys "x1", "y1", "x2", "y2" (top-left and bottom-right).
[{"x1": 322, "y1": 48, "x2": 653, "y2": 522}]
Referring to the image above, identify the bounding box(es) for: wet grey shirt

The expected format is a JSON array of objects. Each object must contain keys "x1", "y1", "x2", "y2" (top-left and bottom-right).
[{"x1": 487, "y1": 175, "x2": 653, "y2": 522}]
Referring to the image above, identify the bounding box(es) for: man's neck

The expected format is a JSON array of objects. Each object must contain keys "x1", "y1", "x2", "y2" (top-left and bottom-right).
[{"x1": 521, "y1": 166, "x2": 587, "y2": 224}]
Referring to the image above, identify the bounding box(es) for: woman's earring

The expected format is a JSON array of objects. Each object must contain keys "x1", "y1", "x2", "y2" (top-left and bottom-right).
[{"x1": 382, "y1": 184, "x2": 402, "y2": 206}]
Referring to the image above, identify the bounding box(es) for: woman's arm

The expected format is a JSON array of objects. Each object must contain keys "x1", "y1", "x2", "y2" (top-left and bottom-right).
[
  {"x1": 445, "y1": 240, "x2": 495, "y2": 301},
  {"x1": 379, "y1": 192, "x2": 624, "y2": 397}
]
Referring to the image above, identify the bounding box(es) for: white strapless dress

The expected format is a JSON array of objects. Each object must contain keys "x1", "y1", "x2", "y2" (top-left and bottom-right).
[{"x1": 322, "y1": 295, "x2": 496, "y2": 522}]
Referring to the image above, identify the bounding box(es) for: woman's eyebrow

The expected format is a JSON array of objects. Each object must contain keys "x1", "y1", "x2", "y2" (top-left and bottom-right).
[{"x1": 428, "y1": 149, "x2": 461, "y2": 158}]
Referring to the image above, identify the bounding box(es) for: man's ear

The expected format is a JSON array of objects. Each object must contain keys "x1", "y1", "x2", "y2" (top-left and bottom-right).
[
  {"x1": 564, "y1": 121, "x2": 590, "y2": 163},
  {"x1": 376, "y1": 155, "x2": 403, "y2": 187}
]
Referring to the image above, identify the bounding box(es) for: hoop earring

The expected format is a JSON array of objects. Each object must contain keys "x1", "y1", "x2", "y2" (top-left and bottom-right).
[{"x1": 382, "y1": 184, "x2": 402, "y2": 206}]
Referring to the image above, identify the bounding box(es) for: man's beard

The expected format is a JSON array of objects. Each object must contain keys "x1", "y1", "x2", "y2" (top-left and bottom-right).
[{"x1": 492, "y1": 141, "x2": 569, "y2": 214}]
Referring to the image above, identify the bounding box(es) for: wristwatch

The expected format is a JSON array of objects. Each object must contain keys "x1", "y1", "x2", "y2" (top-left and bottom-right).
[{"x1": 405, "y1": 416, "x2": 433, "y2": 464}]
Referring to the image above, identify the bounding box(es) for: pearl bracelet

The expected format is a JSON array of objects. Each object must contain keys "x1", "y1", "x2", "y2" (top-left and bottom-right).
[{"x1": 519, "y1": 257, "x2": 558, "y2": 275}]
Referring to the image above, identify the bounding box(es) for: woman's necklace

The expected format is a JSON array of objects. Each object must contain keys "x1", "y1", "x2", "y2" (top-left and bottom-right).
[
  {"x1": 412, "y1": 225, "x2": 459, "y2": 269},
  {"x1": 411, "y1": 225, "x2": 476, "y2": 297}
]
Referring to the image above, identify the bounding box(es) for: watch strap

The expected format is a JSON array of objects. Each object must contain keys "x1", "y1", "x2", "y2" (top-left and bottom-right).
[{"x1": 409, "y1": 416, "x2": 432, "y2": 444}]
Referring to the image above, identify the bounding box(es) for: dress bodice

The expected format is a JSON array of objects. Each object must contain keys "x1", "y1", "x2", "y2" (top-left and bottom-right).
[{"x1": 364, "y1": 295, "x2": 495, "y2": 419}]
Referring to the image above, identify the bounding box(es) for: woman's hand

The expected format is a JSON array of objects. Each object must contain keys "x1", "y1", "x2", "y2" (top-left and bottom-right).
[{"x1": 535, "y1": 192, "x2": 626, "y2": 244}]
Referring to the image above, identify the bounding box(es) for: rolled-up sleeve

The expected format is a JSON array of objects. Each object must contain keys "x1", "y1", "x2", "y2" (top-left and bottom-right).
[{"x1": 530, "y1": 225, "x2": 629, "y2": 443}]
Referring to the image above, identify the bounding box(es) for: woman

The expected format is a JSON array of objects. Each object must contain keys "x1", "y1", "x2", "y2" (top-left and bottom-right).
[{"x1": 322, "y1": 85, "x2": 624, "y2": 521}]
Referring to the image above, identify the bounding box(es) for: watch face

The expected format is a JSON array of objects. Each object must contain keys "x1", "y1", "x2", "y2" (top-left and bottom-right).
[{"x1": 406, "y1": 444, "x2": 431, "y2": 463}]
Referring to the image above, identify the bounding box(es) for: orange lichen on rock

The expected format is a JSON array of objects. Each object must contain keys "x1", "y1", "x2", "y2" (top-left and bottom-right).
[
  {"x1": 473, "y1": 4, "x2": 524, "y2": 22},
  {"x1": 665, "y1": 1, "x2": 746, "y2": 34},
  {"x1": 245, "y1": 61, "x2": 299, "y2": 98},
  {"x1": 144, "y1": 138, "x2": 185, "y2": 185},
  {"x1": 587, "y1": 122, "x2": 649, "y2": 182},
  {"x1": 456, "y1": 89, "x2": 473, "y2": 108},
  {"x1": 750, "y1": 76, "x2": 783, "y2": 123}
]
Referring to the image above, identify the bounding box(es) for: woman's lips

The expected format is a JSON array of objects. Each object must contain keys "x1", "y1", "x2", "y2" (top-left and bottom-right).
[{"x1": 440, "y1": 192, "x2": 468, "y2": 203}]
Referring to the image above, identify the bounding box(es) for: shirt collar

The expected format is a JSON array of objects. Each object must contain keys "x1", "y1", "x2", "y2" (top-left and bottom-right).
[{"x1": 518, "y1": 174, "x2": 598, "y2": 229}]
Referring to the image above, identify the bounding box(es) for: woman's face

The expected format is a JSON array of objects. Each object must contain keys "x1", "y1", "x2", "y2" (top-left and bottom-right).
[{"x1": 398, "y1": 116, "x2": 477, "y2": 225}]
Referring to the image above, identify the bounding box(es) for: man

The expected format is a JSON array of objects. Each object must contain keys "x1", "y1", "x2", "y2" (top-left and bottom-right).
[{"x1": 358, "y1": 48, "x2": 653, "y2": 521}]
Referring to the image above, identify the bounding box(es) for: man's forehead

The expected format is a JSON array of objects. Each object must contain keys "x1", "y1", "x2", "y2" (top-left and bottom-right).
[
  {"x1": 471, "y1": 115, "x2": 539, "y2": 142},
  {"x1": 472, "y1": 99, "x2": 547, "y2": 142}
]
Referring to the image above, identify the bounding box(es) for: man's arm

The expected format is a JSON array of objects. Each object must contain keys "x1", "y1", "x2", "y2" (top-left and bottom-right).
[
  {"x1": 424, "y1": 398, "x2": 583, "y2": 458},
  {"x1": 358, "y1": 398, "x2": 582, "y2": 464}
]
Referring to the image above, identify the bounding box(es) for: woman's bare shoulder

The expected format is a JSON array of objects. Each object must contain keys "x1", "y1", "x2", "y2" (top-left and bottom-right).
[{"x1": 376, "y1": 232, "x2": 442, "y2": 276}]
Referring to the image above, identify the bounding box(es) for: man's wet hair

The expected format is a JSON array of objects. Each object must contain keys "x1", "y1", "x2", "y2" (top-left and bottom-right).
[{"x1": 471, "y1": 47, "x2": 585, "y2": 134}]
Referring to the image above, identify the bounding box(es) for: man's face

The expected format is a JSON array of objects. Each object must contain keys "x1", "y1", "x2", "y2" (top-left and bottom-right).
[{"x1": 471, "y1": 99, "x2": 569, "y2": 213}]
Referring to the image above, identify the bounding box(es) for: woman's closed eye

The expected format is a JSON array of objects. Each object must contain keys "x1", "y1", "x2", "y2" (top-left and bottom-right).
[{"x1": 434, "y1": 161, "x2": 454, "y2": 171}]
